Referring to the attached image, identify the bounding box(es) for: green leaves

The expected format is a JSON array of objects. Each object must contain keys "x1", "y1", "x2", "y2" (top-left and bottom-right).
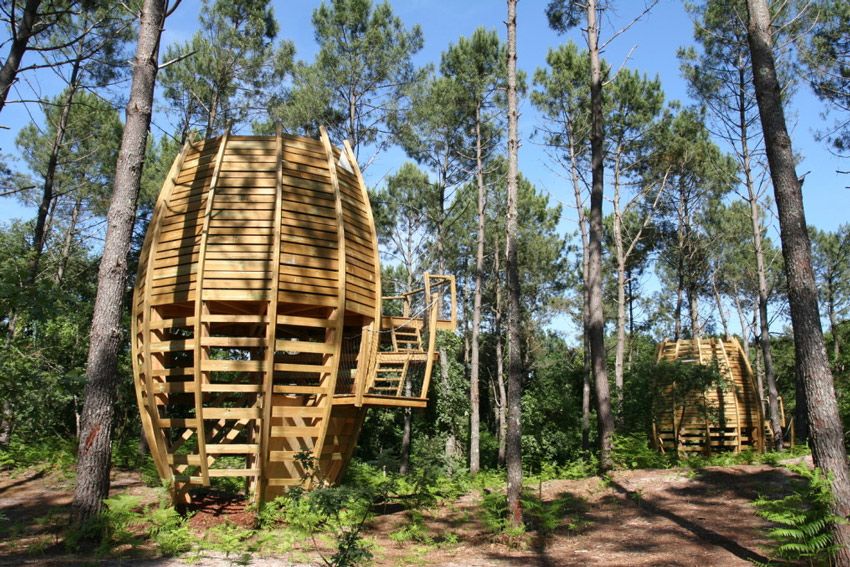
[
  {"x1": 754, "y1": 465, "x2": 844, "y2": 564},
  {"x1": 278, "y1": 0, "x2": 424, "y2": 163}
]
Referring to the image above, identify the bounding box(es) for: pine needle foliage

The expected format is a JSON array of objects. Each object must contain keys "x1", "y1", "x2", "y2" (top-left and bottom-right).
[{"x1": 754, "y1": 465, "x2": 844, "y2": 566}]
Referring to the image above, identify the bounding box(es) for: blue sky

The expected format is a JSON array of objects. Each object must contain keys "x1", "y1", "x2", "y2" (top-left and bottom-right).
[{"x1": 1, "y1": 0, "x2": 847, "y2": 339}]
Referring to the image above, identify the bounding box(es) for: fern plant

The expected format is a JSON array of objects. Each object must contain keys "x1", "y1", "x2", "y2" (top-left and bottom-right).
[{"x1": 754, "y1": 465, "x2": 844, "y2": 566}]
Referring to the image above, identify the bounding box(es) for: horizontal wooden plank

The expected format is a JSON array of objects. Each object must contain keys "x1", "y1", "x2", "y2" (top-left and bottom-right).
[
  {"x1": 206, "y1": 444, "x2": 259, "y2": 454},
  {"x1": 272, "y1": 385, "x2": 328, "y2": 395},
  {"x1": 271, "y1": 406, "x2": 326, "y2": 418},
  {"x1": 275, "y1": 340, "x2": 335, "y2": 354},
  {"x1": 202, "y1": 337, "x2": 266, "y2": 348},
  {"x1": 203, "y1": 359, "x2": 265, "y2": 372},
  {"x1": 270, "y1": 426, "x2": 321, "y2": 437},
  {"x1": 203, "y1": 407, "x2": 261, "y2": 420}
]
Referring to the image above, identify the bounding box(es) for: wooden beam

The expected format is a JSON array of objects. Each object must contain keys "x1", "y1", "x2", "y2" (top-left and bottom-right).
[{"x1": 193, "y1": 130, "x2": 230, "y2": 486}]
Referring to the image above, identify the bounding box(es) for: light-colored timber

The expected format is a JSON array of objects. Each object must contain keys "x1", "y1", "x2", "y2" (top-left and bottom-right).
[
  {"x1": 652, "y1": 337, "x2": 777, "y2": 454},
  {"x1": 132, "y1": 132, "x2": 456, "y2": 506}
]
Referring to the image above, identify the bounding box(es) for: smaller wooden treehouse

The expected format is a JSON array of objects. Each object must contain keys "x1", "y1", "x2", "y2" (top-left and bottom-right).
[
  {"x1": 132, "y1": 128, "x2": 456, "y2": 505},
  {"x1": 653, "y1": 338, "x2": 776, "y2": 454}
]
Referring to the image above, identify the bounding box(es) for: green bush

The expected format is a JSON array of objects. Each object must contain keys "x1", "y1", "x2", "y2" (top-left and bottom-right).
[{"x1": 612, "y1": 434, "x2": 672, "y2": 470}]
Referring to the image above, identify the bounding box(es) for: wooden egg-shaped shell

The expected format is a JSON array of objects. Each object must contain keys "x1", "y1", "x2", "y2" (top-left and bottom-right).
[
  {"x1": 131, "y1": 131, "x2": 380, "y2": 502},
  {"x1": 654, "y1": 338, "x2": 765, "y2": 454}
]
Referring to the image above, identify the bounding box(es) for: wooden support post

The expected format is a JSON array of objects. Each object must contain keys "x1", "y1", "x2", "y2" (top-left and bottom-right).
[
  {"x1": 193, "y1": 130, "x2": 230, "y2": 486},
  {"x1": 258, "y1": 128, "x2": 284, "y2": 505}
]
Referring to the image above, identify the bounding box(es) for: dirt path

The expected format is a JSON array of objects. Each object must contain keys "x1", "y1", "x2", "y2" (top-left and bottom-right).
[{"x1": 0, "y1": 464, "x2": 801, "y2": 566}]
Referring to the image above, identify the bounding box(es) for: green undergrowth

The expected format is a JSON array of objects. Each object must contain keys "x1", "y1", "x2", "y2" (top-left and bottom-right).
[
  {"x1": 0, "y1": 437, "x2": 161, "y2": 486},
  {"x1": 754, "y1": 464, "x2": 844, "y2": 566}
]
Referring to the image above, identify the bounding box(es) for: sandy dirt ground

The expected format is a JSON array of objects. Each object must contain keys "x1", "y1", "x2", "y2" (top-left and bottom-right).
[{"x1": 0, "y1": 463, "x2": 803, "y2": 566}]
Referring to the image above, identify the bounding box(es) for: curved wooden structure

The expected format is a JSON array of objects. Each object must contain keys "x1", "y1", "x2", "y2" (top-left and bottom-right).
[
  {"x1": 132, "y1": 129, "x2": 455, "y2": 504},
  {"x1": 653, "y1": 338, "x2": 767, "y2": 454}
]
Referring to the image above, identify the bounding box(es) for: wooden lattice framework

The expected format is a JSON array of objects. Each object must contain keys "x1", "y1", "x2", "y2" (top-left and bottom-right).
[
  {"x1": 131, "y1": 129, "x2": 456, "y2": 504},
  {"x1": 652, "y1": 338, "x2": 770, "y2": 454}
]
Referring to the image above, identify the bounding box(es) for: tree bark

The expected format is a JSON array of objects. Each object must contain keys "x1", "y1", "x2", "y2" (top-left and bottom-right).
[
  {"x1": 711, "y1": 274, "x2": 730, "y2": 340},
  {"x1": 504, "y1": 0, "x2": 523, "y2": 528},
  {"x1": 55, "y1": 194, "x2": 83, "y2": 285},
  {"x1": 72, "y1": 0, "x2": 168, "y2": 525},
  {"x1": 565, "y1": 110, "x2": 592, "y2": 451},
  {"x1": 746, "y1": 0, "x2": 850, "y2": 559},
  {"x1": 586, "y1": 0, "x2": 615, "y2": 471},
  {"x1": 0, "y1": 0, "x2": 42, "y2": 116},
  {"x1": 688, "y1": 284, "x2": 700, "y2": 338},
  {"x1": 739, "y1": 66, "x2": 782, "y2": 450},
  {"x1": 469, "y1": 104, "x2": 486, "y2": 475},
  {"x1": 31, "y1": 58, "x2": 81, "y2": 283},
  {"x1": 494, "y1": 236, "x2": 507, "y2": 466},
  {"x1": 613, "y1": 156, "x2": 626, "y2": 423}
]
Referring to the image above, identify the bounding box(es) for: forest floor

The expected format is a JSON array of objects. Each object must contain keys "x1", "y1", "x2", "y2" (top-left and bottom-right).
[{"x1": 0, "y1": 460, "x2": 808, "y2": 566}]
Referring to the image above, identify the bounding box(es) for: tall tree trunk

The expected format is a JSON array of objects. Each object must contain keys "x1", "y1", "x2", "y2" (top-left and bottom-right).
[
  {"x1": 674, "y1": 183, "x2": 687, "y2": 340},
  {"x1": 613, "y1": 155, "x2": 625, "y2": 424},
  {"x1": 72, "y1": 0, "x2": 168, "y2": 524},
  {"x1": 205, "y1": 90, "x2": 219, "y2": 139},
  {"x1": 504, "y1": 0, "x2": 523, "y2": 527},
  {"x1": 469, "y1": 104, "x2": 486, "y2": 475},
  {"x1": 733, "y1": 289, "x2": 751, "y2": 358},
  {"x1": 399, "y1": 379, "x2": 412, "y2": 474},
  {"x1": 398, "y1": 229, "x2": 417, "y2": 473},
  {"x1": 494, "y1": 237, "x2": 507, "y2": 466},
  {"x1": 711, "y1": 274, "x2": 730, "y2": 340},
  {"x1": 0, "y1": 400, "x2": 12, "y2": 447},
  {"x1": 626, "y1": 270, "x2": 635, "y2": 370},
  {"x1": 739, "y1": 67, "x2": 782, "y2": 450},
  {"x1": 31, "y1": 58, "x2": 82, "y2": 283},
  {"x1": 565, "y1": 102, "x2": 591, "y2": 452},
  {"x1": 586, "y1": 0, "x2": 615, "y2": 471},
  {"x1": 0, "y1": 0, "x2": 41, "y2": 115},
  {"x1": 746, "y1": 0, "x2": 850, "y2": 559},
  {"x1": 55, "y1": 194, "x2": 83, "y2": 285},
  {"x1": 688, "y1": 285, "x2": 700, "y2": 338},
  {"x1": 827, "y1": 289, "x2": 840, "y2": 362}
]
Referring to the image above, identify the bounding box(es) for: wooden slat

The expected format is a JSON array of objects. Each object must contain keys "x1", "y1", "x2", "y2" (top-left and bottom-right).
[{"x1": 192, "y1": 131, "x2": 230, "y2": 487}]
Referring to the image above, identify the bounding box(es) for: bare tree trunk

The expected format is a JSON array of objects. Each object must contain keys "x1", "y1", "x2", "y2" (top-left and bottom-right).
[
  {"x1": 711, "y1": 274, "x2": 730, "y2": 340},
  {"x1": 739, "y1": 71, "x2": 782, "y2": 450},
  {"x1": 613, "y1": 158, "x2": 626, "y2": 423},
  {"x1": 565, "y1": 91, "x2": 591, "y2": 452},
  {"x1": 469, "y1": 104, "x2": 486, "y2": 475},
  {"x1": 504, "y1": 0, "x2": 523, "y2": 527},
  {"x1": 733, "y1": 290, "x2": 751, "y2": 358},
  {"x1": 399, "y1": 380, "x2": 412, "y2": 474},
  {"x1": 746, "y1": 1, "x2": 850, "y2": 559},
  {"x1": 399, "y1": 236, "x2": 416, "y2": 473},
  {"x1": 688, "y1": 285, "x2": 700, "y2": 339},
  {"x1": 0, "y1": 400, "x2": 13, "y2": 447},
  {"x1": 827, "y1": 291, "x2": 840, "y2": 362},
  {"x1": 494, "y1": 238, "x2": 507, "y2": 466},
  {"x1": 55, "y1": 194, "x2": 83, "y2": 285},
  {"x1": 586, "y1": 0, "x2": 615, "y2": 471},
  {"x1": 0, "y1": 0, "x2": 41, "y2": 115},
  {"x1": 72, "y1": 0, "x2": 169, "y2": 525},
  {"x1": 31, "y1": 59, "x2": 81, "y2": 282}
]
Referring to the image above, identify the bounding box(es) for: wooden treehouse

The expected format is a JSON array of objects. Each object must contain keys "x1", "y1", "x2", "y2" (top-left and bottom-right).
[
  {"x1": 652, "y1": 338, "x2": 783, "y2": 454},
  {"x1": 131, "y1": 128, "x2": 456, "y2": 505}
]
